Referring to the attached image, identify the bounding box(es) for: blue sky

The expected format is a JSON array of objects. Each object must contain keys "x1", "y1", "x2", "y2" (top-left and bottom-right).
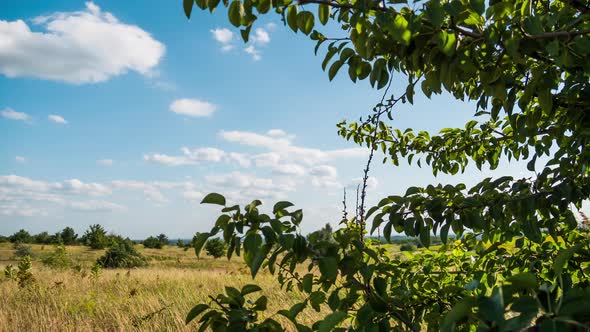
[{"x1": 0, "y1": 1, "x2": 546, "y2": 238}]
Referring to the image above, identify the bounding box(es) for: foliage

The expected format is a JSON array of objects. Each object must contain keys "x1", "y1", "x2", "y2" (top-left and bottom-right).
[
  {"x1": 143, "y1": 234, "x2": 169, "y2": 249},
  {"x1": 204, "y1": 238, "x2": 227, "y2": 259},
  {"x1": 96, "y1": 240, "x2": 148, "y2": 269},
  {"x1": 60, "y1": 227, "x2": 78, "y2": 245},
  {"x1": 33, "y1": 232, "x2": 53, "y2": 245},
  {"x1": 0, "y1": 235, "x2": 8, "y2": 243},
  {"x1": 176, "y1": 239, "x2": 185, "y2": 248},
  {"x1": 307, "y1": 223, "x2": 335, "y2": 245},
  {"x1": 81, "y1": 224, "x2": 109, "y2": 250},
  {"x1": 143, "y1": 236, "x2": 164, "y2": 249},
  {"x1": 16, "y1": 256, "x2": 35, "y2": 288},
  {"x1": 13, "y1": 243, "x2": 32, "y2": 258},
  {"x1": 399, "y1": 242, "x2": 416, "y2": 252},
  {"x1": 4, "y1": 264, "x2": 16, "y2": 280},
  {"x1": 41, "y1": 244, "x2": 73, "y2": 269},
  {"x1": 9, "y1": 229, "x2": 32, "y2": 244},
  {"x1": 182, "y1": 0, "x2": 590, "y2": 330},
  {"x1": 90, "y1": 263, "x2": 102, "y2": 280}
]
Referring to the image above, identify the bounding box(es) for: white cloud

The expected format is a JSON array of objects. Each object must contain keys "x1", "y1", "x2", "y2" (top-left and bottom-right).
[
  {"x1": 0, "y1": 2, "x2": 165, "y2": 84},
  {"x1": 211, "y1": 28, "x2": 234, "y2": 51},
  {"x1": 170, "y1": 98, "x2": 217, "y2": 117},
  {"x1": 183, "y1": 190, "x2": 204, "y2": 201},
  {"x1": 15, "y1": 156, "x2": 26, "y2": 163},
  {"x1": 219, "y1": 130, "x2": 366, "y2": 165},
  {"x1": 254, "y1": 152, "x2": 281, "y2": 167},
  {"x1": 266, "y1": 129, "x2": 289, "y2": 137},
  {"x1": 69, "y1": 200, "x2": 124, "y2": 212},
  {"x1": 244, "y1": 45, "x2": 262, "y2": 61},
  {"x1": 48, "y1": 114, "x2": 67, "y2": 124},
  {"x1": 347, "y1": 177, "x2": 378, "y2": 190},
  {"x1": 1, "y1": 108, "x2": 30, "y2": 122},
  {"x1": 250, "y1": 28, "x2": 270, "y2": 45},
  {"x1": 181, "y1": 147, "x2": 225, "y2": 162},
  {"x1": 228, "y1": 152, "x2": 251, "y2": 167},
  {"x1": 273, "y1": 163, "x2": 306, "y2": 176},
  {"x1": 310, "y1": 165, "x2": 338, "y2": 178},
  {"x1": 97, "y1": 159, "x2": 114, "y2": 166},
  {"x1": 144, "y1": 153, "x2": 193, "y2": 166}
]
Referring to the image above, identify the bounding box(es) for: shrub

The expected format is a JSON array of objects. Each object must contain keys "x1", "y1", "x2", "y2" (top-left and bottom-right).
[
  {"x1": 204, "y1": 238, "x2": 226, "y2": 259},
  {"x1": 13, "y1": 243, "x2": 32, "y2": 258},
  {"x1": 143, "y1": 236, "x2": 163, "y2": 249},
  {"x1": 96, "y1": 240, "x2": 147, "y2": 268},
  {"x1": 60, "y1": 227, "x2": 78, "y2": 245},
  {"x1": 399, "y1": 243, "x2": 417, "y2": 252},
  {"x1": 16, "y1": 256, "x2": 35, "y2": 288},
  {"x1": 0, "y1": 235, "x2": 8, "y2": 243},
  {"x1": 41, "y1": 244, "x2": 72, "y2": 269}
]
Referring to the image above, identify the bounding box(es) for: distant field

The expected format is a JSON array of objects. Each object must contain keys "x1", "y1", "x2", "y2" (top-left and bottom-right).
[{"x1": 0, "y1": 243, "x2": 320, "y2": 331}]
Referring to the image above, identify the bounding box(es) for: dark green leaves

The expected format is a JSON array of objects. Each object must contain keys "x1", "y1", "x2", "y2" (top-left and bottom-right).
[
  {"x1": 201, "y1": 193, "x2": 226, "y2": 206},
  {"x1": 193, "y1": 233, "x2": 211, "y2": 257},
  {"x1": 297, "y1": 11, "x2": 315, "y2": 35},
  {"x1": 183, "y1": 0, "x2": 195, "y2": 18},
  {"x1": 186, "y1": 303, "x2": 209, "y2": 324},
  {"x1": 318, "y1": 256, "x2": 338, "y2": 281},
  {"x1": 318, "y1": 311, "x2": 346, "y2": 332},
  {"x1": 273, "y1": 201, "x2": 294, "y2": 213},
  {"x1": 228, "y1": 0, "x2": 244, "y2": 27},
  {"x1": 318, "y1": 4, "x2": 329, "y2": 25}
]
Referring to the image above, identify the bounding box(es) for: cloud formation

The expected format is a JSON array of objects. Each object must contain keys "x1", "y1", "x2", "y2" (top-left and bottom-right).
[
  {"x1": 0, "y1": 2, "x2": 165, "y2": 84},
  {"x1": 169, "y1": 98, "x2": 217, "y2": 117},
  {"x1": 48, "y1": 114, "x2": 67, "y2": 124},
  {"x1": 1, "y1": 108, "x2": 30, "y2": 122},
  {"x1": 211, "y1": 28, "x2": 234, "y2": 51}
]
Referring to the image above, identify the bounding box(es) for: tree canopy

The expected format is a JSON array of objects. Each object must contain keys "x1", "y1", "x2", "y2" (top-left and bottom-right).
[{"x1": 182, "y1": 0, "x2": 590, "y2": 331}]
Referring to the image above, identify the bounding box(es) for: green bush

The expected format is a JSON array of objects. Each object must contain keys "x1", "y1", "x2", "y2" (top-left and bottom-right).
[
  {"x1": 41, "y1": 244, "x2": 73, "y2": 269},
  {"x1": 82, "y1": 224, "x2": 109, "y2": 249},
  {"x1": 399, "y1": 243, "x2": 417, "y2": 252},
  {"x1": 205, "y1": 238, "x2": 226, "y2": 259},
  {"x1": 13, "y1": 243, "x2": 32, "y2": 258},
  {"x1": 97, "y1": 240, "x2": 147, "y2": 268},
  {"x1": 143, "y1": 236, "x2": 163, "y2": 249},
  {"x1": 9, "y1": 229, "x2": 32, "y2": 244}
]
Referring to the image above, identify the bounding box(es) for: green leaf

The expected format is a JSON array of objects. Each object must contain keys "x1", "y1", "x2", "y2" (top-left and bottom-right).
[
  {"x1": 273, "y1": 201, "x2": 294, "y2": 213},
  {"x1": 241, "y1": 284, "x2": 262, "y2": 296},
  {"x1": 186, "y1": 303, "x2": 209, "y2": 324},
  {"x1": 193, "y1": 233, "x2": 211, "y2": 257},
  {"x1": 297, "y1": 11, "x2": 314, "y2": 35},
  {"x1": 228, "y1": 0, "x2": 244, "y2": 27},
  {"x1": 318, "y1": 256, "x2": 338, "y2": 280},
  {"x1": 507, "y1": 273, "x2": 537, "y2": 289},
  {"x1": 287, "y1": 5, "x2": 298, "y2": 32},
  {"x1": 183, "y1": 0, "x2": 195, "y2": 19},
  {"x1": 436, "y1": 31, "x2": 456, "y2": 56},
  {"x1": 318, "y1": 311, "x2": 347, "y2": 332},
  {"x1": 302, "y1": 273, "x2": 313, "y2": 293},
  {"x1": 201, "y1": 193, "x2": 226, "y2": 206},
  {"x1": 328, "y1": 60, "x2": 344, "y2": 81},
  {"x1": 318, "y1": 4, "x2": 329, "y2": 25},
  {"x1": 553, "y1": 246, "x2": 579, "y2": 276}
]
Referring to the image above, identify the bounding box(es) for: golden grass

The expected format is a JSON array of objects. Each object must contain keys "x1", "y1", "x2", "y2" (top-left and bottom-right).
[{"x1": 0, "y1": 243, "x2": 321, "y2": 331}]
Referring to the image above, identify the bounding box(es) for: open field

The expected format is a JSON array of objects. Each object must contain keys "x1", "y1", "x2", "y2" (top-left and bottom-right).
[{"x1": 0, "y1": 243, "x2": 323, "y2": 331}]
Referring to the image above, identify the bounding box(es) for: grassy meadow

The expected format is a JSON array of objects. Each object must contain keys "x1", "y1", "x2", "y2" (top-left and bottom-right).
[{"x1": 0, "y1": 243, "x2": 329, "y2": 331}]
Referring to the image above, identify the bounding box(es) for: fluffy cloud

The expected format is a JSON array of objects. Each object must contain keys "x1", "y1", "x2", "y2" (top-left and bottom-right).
[
  {"x1": 347, "y1": 177, "x2": 379, "y2": 190},
  {"x1": 48, "y1": 114, "x2": 67, "y2": 124},
  {"x1": 250, "y1": 28, "x2": 270, "y2": 45},
  {"x1": 219, "y1": 130, "x2": 367, "y2": 165},
  {"x1": 0, "y1": 175, "x2": 120, "y2": 216},
  {"x1": 0, "y1": 2, "x2": 165, "y2": 84},
  {"x1": 204, "y1": 171, "x2": 295, "y2": 202},
  {"x1": 1, "y1": 108, "x2": 30, "y2": 122},
  {"x1": 211, "y1": 28, "x2": 234, "y2": 51},
  {"x1": 170, "y1": 98, "x2": 217, "y2": 117},
  {"x1": 15, "y1": 156, "x2": 26, "y2": 163},
  {"x1": 144, "y1": 147, "x2": 227, "y2": 166},
  {"x1": 310, "y1": 165, "x2": 341, "y2": 188}
]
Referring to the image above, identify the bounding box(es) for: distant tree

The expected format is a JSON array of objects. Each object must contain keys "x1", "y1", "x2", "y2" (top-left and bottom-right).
[
  {"x1": 307, "y1": 223, "x2": 335, "y2": 245},
  {"x1": 0, "y1": 235, "x2": 8, "y2": 243},
  {"x1": 176, "y1": 239, "x2": 185, "y2": 248},
  {"x1": 157, "y1": 234, "x2": 169, "y2": 246},
  {"x1": 60, "y1": 227, "x2": 78, "y2": 245},
  {"x1": 33, "y1": 232, "x2": 52, "y2": 244},
  {"x1": 205, "y1": 238, "x2": 226, "y2": 259},
  {"x1": 41, "y1": 244, "x2": 72, "y2": 269},
  {"x1": 97, "y1": 240, "x2": 147, "y2": 268},
  {"x1": 82, "y1": 224, "x2": 108, "y2": 250},
  {"x1": 143, "y1": 236, "x2": 163, "y2": 249},
  {"x1": 400, "y1": 243, "x2": 417, "y2": 252},
  {"x1": 9, "y1": 229, "x2": 32, "y2": 244}
]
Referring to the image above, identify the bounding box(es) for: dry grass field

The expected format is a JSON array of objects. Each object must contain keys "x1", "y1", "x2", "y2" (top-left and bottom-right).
[{"x1": 0, "y1": 243, "x2": 323, "y2": 331}]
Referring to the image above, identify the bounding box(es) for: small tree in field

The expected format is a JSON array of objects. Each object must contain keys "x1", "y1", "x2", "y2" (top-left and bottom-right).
[
  {"x1": 60, "y1": 227, "x2": 78, "y2": 245},
  {"x1": 82, "y1": 224, "x2": 108, "y2": 250},
  {"x1": 204, "y1": 238, "x2": 226, "y2": 259},
  {"x1": 9, "y1": 229, "x2": 32, "y2": 244},
  {"x1": 97, "y1": 239, "x2": 147, "y2": 268}
]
